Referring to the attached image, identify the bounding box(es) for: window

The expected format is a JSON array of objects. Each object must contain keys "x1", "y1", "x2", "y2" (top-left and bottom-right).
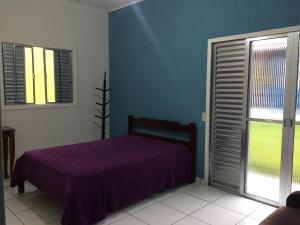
[{"x1": 1, "y1": 42, "x2": 73, "y2": 105}]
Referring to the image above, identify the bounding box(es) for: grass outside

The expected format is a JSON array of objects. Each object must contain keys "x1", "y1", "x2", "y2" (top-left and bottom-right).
[{"x1": 248, "y1": 122, "x2": 300, "y2": 184}]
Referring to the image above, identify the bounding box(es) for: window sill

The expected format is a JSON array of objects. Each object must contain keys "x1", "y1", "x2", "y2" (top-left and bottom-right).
[{"x1": 1, "y1": 103, "x2": 79, "y2": 111}]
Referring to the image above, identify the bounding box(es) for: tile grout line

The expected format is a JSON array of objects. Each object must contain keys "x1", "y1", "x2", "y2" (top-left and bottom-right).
[
  {"x1": 7, "y1": 193, "x2": 26, "y2": 225},
  {"x1": 5, "y1": 185, "x2": 56, "y2": 225},
  {"x1": 158, "y1": 197, "x2": 209, "y2": 216},
  {"x1": 170, "y1": 215, "x2": 190, "y2": 225},
  {"x1": 106, "y1": 210, "x2": 131, "y2": 225},
  {"x1": 8, "y1": 212, "x2": 25, "y2": 225},
  {"x1": 6, "y1": 197, "x2": 46, "y2": 215},
  {"x1": 210, "y1": 199, "x2": 262, "y2": 217},
  {"x1": 130, "y1": 213, "x2": 151, "y2": 225}
]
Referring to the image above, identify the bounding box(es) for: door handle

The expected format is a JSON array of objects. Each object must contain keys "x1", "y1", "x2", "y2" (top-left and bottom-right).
[{"x1": 284, "y1": 119, "x2": 294, "y2": 127}]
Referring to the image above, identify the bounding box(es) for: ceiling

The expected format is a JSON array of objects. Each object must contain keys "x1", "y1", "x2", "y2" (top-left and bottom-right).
[{"x1": 68, "y1": 0, "x2": 144, "y2": 11}]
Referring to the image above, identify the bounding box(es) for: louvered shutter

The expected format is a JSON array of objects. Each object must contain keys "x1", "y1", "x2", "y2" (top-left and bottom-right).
[
  {"x1": 60, "y1": 50, "x2": 72, "y2": 103},
  {"x1": 210, "y1": 39, "x2": 247, "y2": 192},
  {"x1": 15, "y1": 45, "x2": 25, "y2": 104},
  {"x1": 2, "y1": 43, "x2": 25, "y2": 105},
  {"x1": 54, "y1": 50, "x2": 62, "y2": 103},
  {"x1": 54, "y1": 49, "x2": 73, "y2": 103}
]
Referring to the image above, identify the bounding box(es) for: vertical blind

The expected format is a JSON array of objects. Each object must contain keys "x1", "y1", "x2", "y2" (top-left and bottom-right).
[
  {"x1": 2, "y1": 42, "x2": 73, "y2": 105},
  {"x1": 210, "y1": 39, "x2": 247, "y2": 192}
]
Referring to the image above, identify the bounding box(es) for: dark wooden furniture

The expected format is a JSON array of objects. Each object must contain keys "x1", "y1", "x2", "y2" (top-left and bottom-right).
[
  {"x1": 2, "y1": 126, "x2": 15, "y2": 182},
  {"x1": 95, "y1": 72, "x2": 110, "y2": 139},
  {"x1": 260, "y1": 192, "x2": 300, "y2": 225},
  {"x1": 128, "y1": 115, "x2": 197, "y2": 181}
]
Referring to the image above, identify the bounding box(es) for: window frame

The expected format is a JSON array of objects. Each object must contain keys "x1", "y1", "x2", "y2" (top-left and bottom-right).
[{"x1": 0, "y1": 42, "x2": 78, "y2": 111}]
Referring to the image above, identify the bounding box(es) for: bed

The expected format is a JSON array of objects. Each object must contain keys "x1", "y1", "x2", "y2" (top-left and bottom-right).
[{"x1": 12, "y1": 115, "x2": 196, "y2": 225}]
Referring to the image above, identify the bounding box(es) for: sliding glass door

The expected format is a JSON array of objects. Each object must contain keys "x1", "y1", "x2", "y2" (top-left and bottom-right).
[
  {"x1": 245, "y1": 33, "x2": 300, "y2": 205},
  {"x1": 245, "y1": 37, "x2": 287, "y2": 202},
  {"x1": 209, "y1": 30, "x2": 300, "y2": 206}
]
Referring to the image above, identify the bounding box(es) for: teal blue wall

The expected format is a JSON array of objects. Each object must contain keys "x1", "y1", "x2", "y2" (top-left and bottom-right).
[{"x1": 109, "y1": 0, "x2": 300, "y2": 177}]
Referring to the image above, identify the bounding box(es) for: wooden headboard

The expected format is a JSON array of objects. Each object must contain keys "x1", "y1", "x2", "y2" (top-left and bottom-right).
[{"x1": 128, "y1": 115, "x2": 197, "y2": 181}]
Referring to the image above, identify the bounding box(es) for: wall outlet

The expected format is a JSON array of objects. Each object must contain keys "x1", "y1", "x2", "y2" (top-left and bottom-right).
[{"x1": 202, "y1": 112, "x2": 208, "y2": 122}]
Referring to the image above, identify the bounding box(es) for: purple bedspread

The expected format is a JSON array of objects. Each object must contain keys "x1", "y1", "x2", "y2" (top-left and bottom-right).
[{"x1": 12, "y1": 135, "x2": 192, "y2": 225}]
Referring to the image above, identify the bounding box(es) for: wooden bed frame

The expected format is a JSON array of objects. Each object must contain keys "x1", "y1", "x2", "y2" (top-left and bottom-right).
[
  {"x1": 18, "y1": 115, "x2": 197, "y2": 193},
  {"x1": 128, "y1": 115, "x2": 197, "y2": 182}
]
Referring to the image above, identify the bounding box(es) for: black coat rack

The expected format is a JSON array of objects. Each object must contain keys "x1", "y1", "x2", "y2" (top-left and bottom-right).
[{"x1": 95, "y1": 72, "x2": 110, "y2": 139}]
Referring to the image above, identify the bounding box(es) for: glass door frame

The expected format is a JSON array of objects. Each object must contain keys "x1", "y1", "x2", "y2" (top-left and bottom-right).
[
  {"x1": 242, "y1": 32, "x2": 300, "y2": 206},
  {"x1": 279, "y1": 32, "x2": 299, "y2": 206}
]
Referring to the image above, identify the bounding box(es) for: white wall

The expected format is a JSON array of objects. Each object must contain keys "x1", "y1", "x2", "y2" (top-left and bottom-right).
[{"x1": 0, "y1": 0, "x2": 108, "y2": 157}]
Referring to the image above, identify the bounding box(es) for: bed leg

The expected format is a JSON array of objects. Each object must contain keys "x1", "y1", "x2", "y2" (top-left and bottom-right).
[
  {"x1": 18, "y1": 182, "x2": 24, "y2": 193},
  {"x1": 189, "y1": 169, "x2": 196, "y2": 183},
  {"x1": 189, "y1": 178, "x2": 196, "y2": 183}
]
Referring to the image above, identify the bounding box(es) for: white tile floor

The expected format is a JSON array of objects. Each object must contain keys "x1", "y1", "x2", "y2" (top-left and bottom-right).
[{"x1": 3, "y1": 179, "x2": 277, "y2": 225}]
